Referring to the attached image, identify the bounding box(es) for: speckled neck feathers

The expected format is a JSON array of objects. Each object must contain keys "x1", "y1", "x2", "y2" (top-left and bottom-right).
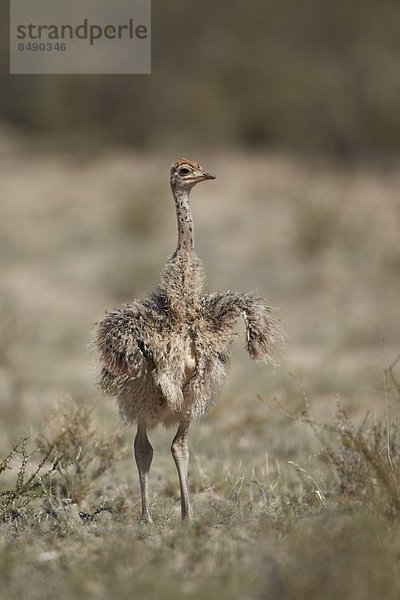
[
  {"x1": 174, "y1": 187, "x2": 194, "y2": 251},
  {"x1": 158, "y1": 183, "x2": 205, "y2": 318}
]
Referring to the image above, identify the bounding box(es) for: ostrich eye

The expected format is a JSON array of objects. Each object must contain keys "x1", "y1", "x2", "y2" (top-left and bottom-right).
[{"x1": 179, "y1": 167, "x2": 190, "y2": 175}]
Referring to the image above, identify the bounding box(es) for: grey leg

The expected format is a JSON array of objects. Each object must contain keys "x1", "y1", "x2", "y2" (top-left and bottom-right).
[
  {"x1": 134, "y1": 422, "x2": 153, "y2": 523},
  {"x1": 171, "y1": 420, "x2": 192, "y2": 521}
]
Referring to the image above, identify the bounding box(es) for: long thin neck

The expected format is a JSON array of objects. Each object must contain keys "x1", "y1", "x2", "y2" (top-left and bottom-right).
[{"x1": 172, "y1": 186, "x2": 194, "y2": 251}]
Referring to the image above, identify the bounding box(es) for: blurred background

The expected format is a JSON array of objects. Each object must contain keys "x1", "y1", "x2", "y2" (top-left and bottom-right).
[
  {"x1": 0, "y1": 0, "x2": 399, "y2": 448},
  {"x1": 1, "y1": 1, "x2": 400, "y2": 154}
]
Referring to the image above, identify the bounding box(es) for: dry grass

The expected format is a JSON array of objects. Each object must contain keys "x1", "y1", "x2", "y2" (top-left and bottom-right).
[
  {"x1": 35, "y1": 398, "x2": 125, "y2": 504},
  {"x1": 1, "y1": 361, "x2": 400, "y2": 599},
  {"x1": 0, "y1": 136, "x2": 400, "y2": 598}
]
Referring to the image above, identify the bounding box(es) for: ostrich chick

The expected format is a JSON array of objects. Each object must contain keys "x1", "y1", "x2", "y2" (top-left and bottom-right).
[{"x1": 95, "y1": 159, "x2": 280, "y2": 522}]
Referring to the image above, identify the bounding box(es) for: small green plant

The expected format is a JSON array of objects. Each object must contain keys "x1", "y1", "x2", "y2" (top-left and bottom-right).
[{"x1": 0, "y1": 438, "x2": 60, "y2": 521}]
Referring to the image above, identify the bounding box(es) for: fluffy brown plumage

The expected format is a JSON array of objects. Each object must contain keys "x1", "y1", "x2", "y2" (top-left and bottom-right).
[{"x1": 94, "y1": 158, "x2": 282, "y2": 522}]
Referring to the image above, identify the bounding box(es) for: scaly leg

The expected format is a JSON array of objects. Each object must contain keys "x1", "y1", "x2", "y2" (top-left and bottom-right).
[
  {"x1": 134, "y1": 422, "x2": 153, "y2": 523},
  {"x1": 171, "y1": 420, "x2": 192, "y2": 521}
]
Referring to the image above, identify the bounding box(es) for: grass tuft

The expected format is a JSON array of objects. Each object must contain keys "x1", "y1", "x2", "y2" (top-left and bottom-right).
[{"x1": 35, "y1": 397, "x2": 125, "y2": 504}]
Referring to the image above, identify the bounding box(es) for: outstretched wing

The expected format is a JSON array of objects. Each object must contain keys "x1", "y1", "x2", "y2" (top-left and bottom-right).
[
  {"x1": 94, "y1": 300, "x2": 157, "y2": 378},
  {"x1": 202, "y1": 291, "x2": 284, "y2": 366}
]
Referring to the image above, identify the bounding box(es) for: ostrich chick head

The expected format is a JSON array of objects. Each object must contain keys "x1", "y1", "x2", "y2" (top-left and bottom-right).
[{"x1": 170, "y1": 158, "x2": 215, "y2": 191}]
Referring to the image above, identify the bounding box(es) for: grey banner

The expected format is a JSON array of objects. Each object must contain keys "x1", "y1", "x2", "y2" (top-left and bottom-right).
[{"x1": 10, "y1": 0, "x2": 151, "y2": 74}]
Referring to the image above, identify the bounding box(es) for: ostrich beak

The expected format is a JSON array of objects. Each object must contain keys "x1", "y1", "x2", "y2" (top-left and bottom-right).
[
  {"x1": 201, "y1": 171, "x2": 216, "y2": 180},
  {"x1": 187, "y1": 170, "x2": 216, "y2": 183}
]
